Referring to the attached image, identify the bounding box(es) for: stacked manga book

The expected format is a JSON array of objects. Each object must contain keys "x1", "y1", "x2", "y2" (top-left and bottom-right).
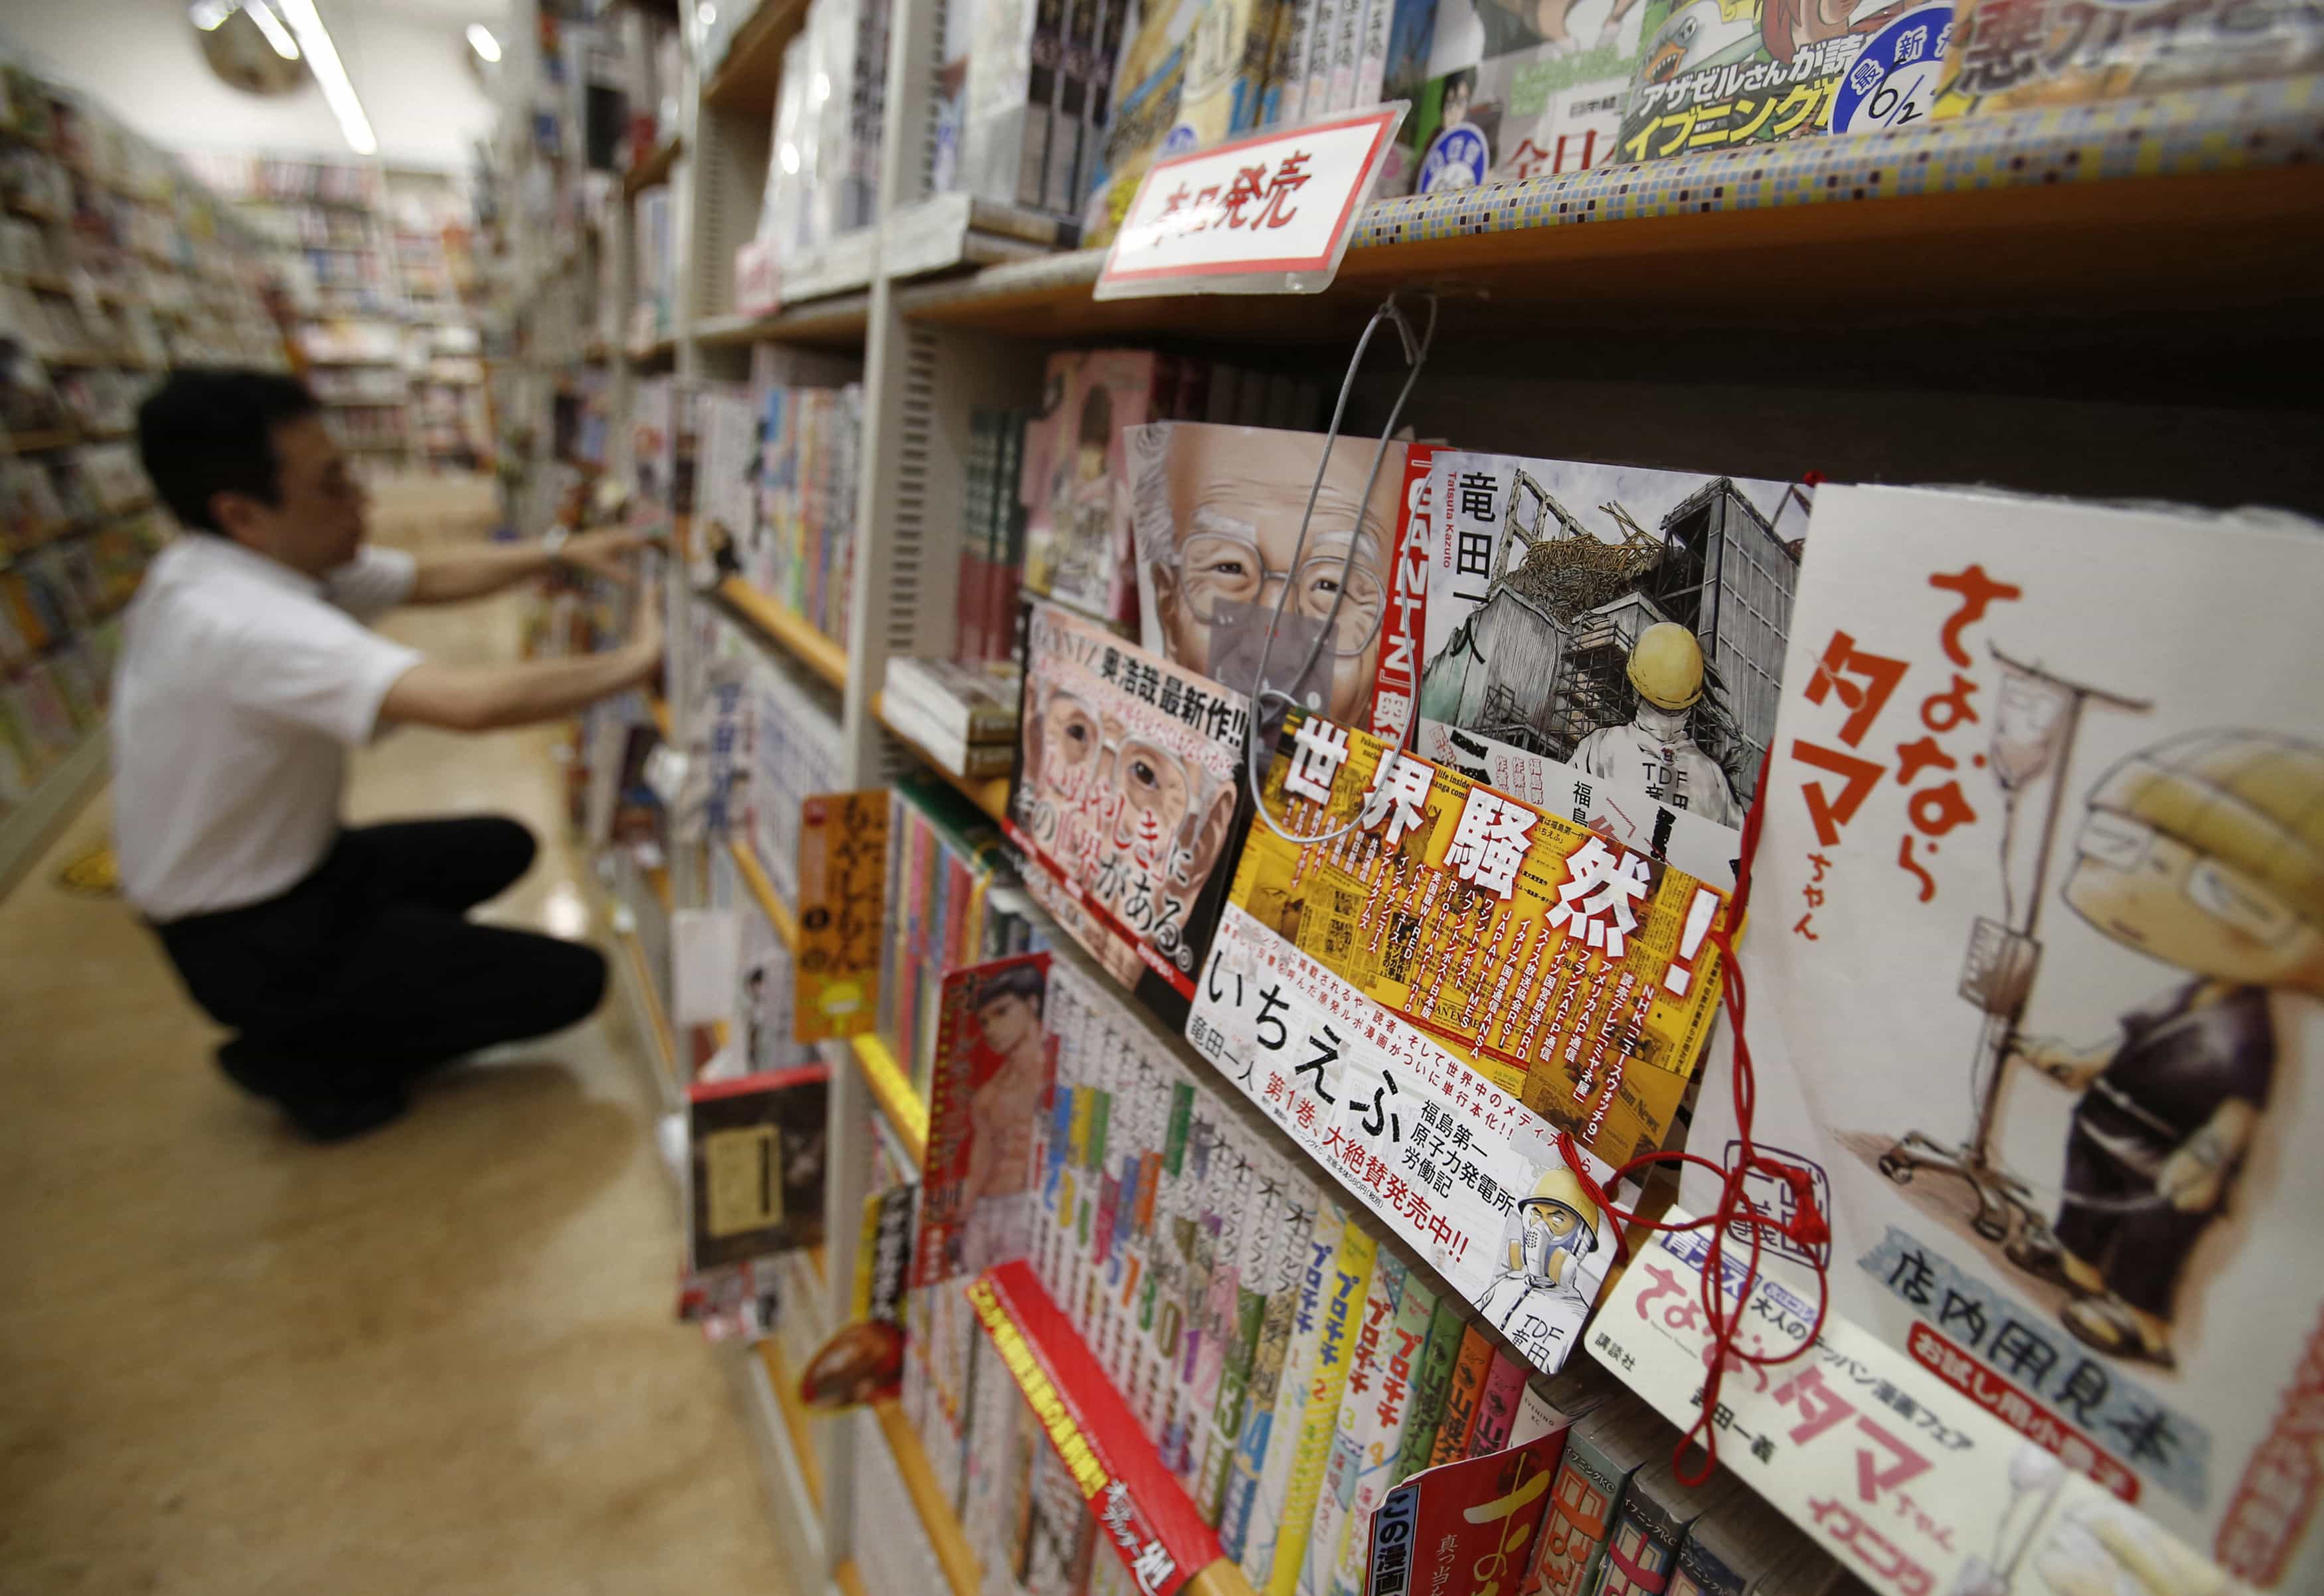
[{"x1": 879, "y1": 655, "x2": 1021, "y2": 779}]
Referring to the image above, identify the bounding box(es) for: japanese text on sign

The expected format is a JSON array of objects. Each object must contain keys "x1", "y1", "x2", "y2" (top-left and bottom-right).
[
  {"x1": 795, "y1": 790, "x2": 888, "y2": 1040},
  {"x1": 1594, "y1": 1223, "x2": 2235, "y2": 1596},
  {"x1": 1095, "y1": 107, "x2": 1407, "y2": 299},
  {"x1": 1232, "y1": 711, "x2": 1729, "y2": 1169}
]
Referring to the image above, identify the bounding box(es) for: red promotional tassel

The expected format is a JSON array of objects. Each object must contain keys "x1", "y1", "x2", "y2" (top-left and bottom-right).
[{"x1": 1553, "y1": 756, "x2": 1835, "y2": 1485}]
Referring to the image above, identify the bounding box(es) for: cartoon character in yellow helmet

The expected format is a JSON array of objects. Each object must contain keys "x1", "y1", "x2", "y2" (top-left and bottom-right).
[
  {"x1": 1571, "y1": 621, "x2": 1744, "y2": 828},
  {"x1": 2005, "y1": 730, "x2": 2324, "y2": 1368},
  {"x1": 1476, "y1": 1164, "x2": 1606, "y2": 1362}
]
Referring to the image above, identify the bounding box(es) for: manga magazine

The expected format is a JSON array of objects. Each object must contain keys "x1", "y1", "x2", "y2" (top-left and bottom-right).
[
  {"x1": 1210, "y1": 709, "x2": 1731, "y2": 1171},
  {"x1": 1384, "y1": 449, "x2": 1803, "y2": 835},
  {"x1": 1125, "y1": 420, "x2": 1410, "y2": 734},
  {"x1": 1006, "y1": 600, "x2": 1255, "y2": 1031},
  {"x1": 1685, "y1": 486, "x2": 2324, "y2": 1590},
  {"x1": 1386, "y1": 0, "x2": 1647, "y2": 197}
]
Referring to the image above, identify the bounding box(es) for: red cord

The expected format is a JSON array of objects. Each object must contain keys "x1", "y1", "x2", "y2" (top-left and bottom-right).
[{"x1": 1552, "y1": 756, "x2": 1833, "y2": 1486}]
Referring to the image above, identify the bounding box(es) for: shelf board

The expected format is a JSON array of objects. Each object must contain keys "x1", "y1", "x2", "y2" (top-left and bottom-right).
[
  {"x1": 872, "y1": 692, "x2": 1009, "y2": 826},
  {"x1": 898, "y1": 144, "x2": 2324, "y2": 343},
  {"x1": 701, "y1": 0, "x2": 812, "y2": 116},
  {"x1": 1, "y1": 428, "x2": 78, "y2": 454},
  {"x1": 623, "y1": 135, "x2": 684, "y2": 200},
  {"x1": 754, "y1": 1340, "x2": 825, "y2": 1511},
  {"x1": 5, "y1": 197, "x2": 62, "y2": 224},
  {"x1": 728, "y1": 838, "x2": 801, "y2": 952},
  {"x1": 13, "y1": 271, "x2": 72, "y2": 294},
  {"x1": 693, "y1": 292, "x2": 871, "y2": 351},
  {"x1": 611, "y1": 918, "x2": 679, "y2": 1097},
  {"x1": 969, "y1": 1260, "x2": 1254, "y2": 1596},
  {"x1": 871, "y1": 1399, "x2": 980, "y2": 1596},
  {"x1": 848, "y1": 1034, "x2": 928, "y2": 1170},
  {"x1": 717, "y1": 576, "x2": 848, "y2": 692}
]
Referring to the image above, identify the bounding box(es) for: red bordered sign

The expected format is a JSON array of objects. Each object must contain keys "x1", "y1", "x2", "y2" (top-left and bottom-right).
[{"x1": 1094, "y1": 104, "x2": 1408, "y2": 301}]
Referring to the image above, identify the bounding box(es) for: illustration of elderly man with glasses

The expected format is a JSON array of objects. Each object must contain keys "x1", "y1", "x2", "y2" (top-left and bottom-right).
[
  {"x1": 1129, "y1": 426, "x2": 1408, "y2": 728},
  {"x1": 2003, "y1": 730, "x2": 2324, "y2": 1369},
  {"x1": 1019, "y1": 679, "x2": 1242, "y2": 984}
]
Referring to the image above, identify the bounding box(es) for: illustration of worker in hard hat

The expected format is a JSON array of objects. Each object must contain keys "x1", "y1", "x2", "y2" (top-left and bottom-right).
[
  {"x1": 1476, "y1": 1164, "x2": 1608, "y2": 1363},
  {"x1": 2003, "y1": 730, "x2": 2324, "y2": 1369},
  {"x1": 1571, "y1": 622, "x2": 1744, "y2": 828}
]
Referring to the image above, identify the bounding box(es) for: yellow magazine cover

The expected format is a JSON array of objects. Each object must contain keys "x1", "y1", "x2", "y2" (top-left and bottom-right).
[{"x1": 1226, "y1": 710, "x2": 1730, "y2": 1168}]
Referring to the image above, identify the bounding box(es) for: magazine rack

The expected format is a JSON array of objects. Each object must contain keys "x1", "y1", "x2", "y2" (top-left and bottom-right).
[{"x1": 486, "y1": 0, "x2": 2324, "y2": 1590}]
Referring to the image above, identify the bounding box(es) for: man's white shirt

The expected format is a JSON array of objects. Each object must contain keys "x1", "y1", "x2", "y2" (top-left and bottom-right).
[{"x1": 112, "y1": 536, "x2": 420, "y2": 919}]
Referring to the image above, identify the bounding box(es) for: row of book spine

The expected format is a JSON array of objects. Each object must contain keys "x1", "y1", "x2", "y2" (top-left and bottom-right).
[
  {"x1": 900, "y1": 943, "x2": 1851, "y2": 1596},
  {"x1": 955, "y1": 406, "x2": 1027, "y2": 665},
  {"x1": 878, "y1": 777, "x2": 1047, "y2": 1103}
]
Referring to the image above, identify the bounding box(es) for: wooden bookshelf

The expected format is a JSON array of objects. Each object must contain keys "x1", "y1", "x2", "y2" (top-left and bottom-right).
[
  {"x1": 871, "y1": 1398, "x2": 981, "y2": 1596},
  {"x1": 848, "y1": 1034, "x2": 928, "y2": 1169},
  {"x1": 718, "y1": 576, "x2": 849, "y2": 691},
  {"x1": 898, "y1": 161, "x2": 2324, "y2": 344},
  {"x1": 873, "y1": 692, "x2": 1011, "y2": 827},
  {"x1": 755, "y1": 1340, "x2": 826, "y2": 1511},
  {"x1": 727, "y1": 837, "x2": 801, "y2": 953},
  {"x1": 623, "y1": 135, "x2": 684, "y2": 199},
  {"x1": 700, "y1": 0, "x2": 813, "y2": 116}
]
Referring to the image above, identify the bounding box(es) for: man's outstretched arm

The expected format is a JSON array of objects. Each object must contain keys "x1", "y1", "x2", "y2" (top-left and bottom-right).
[
  {"x1": 380, "y1": 582, "x2": 663, "y2": 732},
  {"x1": 406, "y1": 528, "x2": 654, "y2": 605}
]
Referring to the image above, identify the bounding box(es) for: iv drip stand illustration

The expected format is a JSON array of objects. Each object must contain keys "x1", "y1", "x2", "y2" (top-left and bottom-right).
[{"x1": 1876, "y1": 646, "x2": 2148, "y2": 1245}]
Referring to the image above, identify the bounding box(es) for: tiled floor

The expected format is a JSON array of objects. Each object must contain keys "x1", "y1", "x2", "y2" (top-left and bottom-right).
[{"x1": 0, "y1": 479, "x2": 797, "y2": 1594}]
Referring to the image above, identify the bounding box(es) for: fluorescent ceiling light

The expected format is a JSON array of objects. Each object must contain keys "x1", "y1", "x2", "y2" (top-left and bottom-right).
[
  {"x1": 190, "y1": 0, "x2": 236, "y2": 30},
  {"x1": 465, "y1": 24, "x2": 501, "y2": 63},
  {"x1": 246, "y1": 1, "x2": 301, "y2": 59},
  {"x1": 276, "y1": 0, "x2": 376, "y2": 157}
]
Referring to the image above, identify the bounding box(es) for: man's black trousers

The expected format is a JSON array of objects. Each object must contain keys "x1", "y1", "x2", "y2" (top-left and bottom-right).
[{"x1": 154, "y1": 815, "x2": 608, "y2": 1097}]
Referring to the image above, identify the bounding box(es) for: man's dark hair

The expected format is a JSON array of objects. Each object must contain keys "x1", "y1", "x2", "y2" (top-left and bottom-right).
[
  {"x1": 137, "y1": 368, "x2": 321, "y2": 534},
  {"x1": 974, "y1": 963, "x2": 1046, "y2": 1014}
]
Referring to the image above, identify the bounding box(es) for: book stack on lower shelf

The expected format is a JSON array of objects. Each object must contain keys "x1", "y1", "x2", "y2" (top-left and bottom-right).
[{"x1": 878, "y1": 656, "x2": 1020, "y2": 781}]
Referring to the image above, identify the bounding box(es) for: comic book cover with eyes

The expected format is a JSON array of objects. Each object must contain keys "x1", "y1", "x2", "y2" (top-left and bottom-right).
[
  {"x1": 1005, "y1": 599, "x2": 1256, "y2": 1031},
  {"x1": 1683, "y1": 486, "x2": 2324, "y2": 1590}
]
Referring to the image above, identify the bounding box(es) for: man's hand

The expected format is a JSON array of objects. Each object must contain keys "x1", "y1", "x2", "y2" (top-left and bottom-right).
[
  {"x1": 380, "y1": 577, "x2": 665, "y2": 734},
  {"x1": 562, "y1": 526, "x2": 661, "y2": 586},
  {"x1": 632, "y1": 575, "x2": 665, "y2": 659}
]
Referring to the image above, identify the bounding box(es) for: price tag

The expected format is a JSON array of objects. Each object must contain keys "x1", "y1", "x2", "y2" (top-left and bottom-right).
[{"x1": 1094, "y1": 104, "x2": 1408, "y2": 301}]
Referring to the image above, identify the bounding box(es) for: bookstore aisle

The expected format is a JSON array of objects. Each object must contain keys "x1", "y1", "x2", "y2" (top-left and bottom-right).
[{"x1": 0, "y1": 483, "x2": 793, "y2": 1595}]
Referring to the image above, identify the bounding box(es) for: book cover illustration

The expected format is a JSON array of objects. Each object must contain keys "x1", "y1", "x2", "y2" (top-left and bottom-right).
[
  {"x1": 685, "y1": 1063, "x2": 832, "y2": 1274},
  {"x1": 1682, "y1": 485, "x2": 2324, "y2": 1589},
  {"x1": 1023, "y1": 351, "x2": 1171, "y2": 628},
  {"x1": 1007, "y1": 601, "x2": 1254, "y2": 1030},
  {"x1": 1936, "y1": 0, "x2": 2322, "y2": 118},
  {"x1": 1212, "y1": 708, "x2": 1730, "y2": 1168},
  {"x1": 1388, "y1": 0, "x2": 1646, "y2": 197},
  {"x1": 1191, "y1": 900, "x2": 1626, "y2": 1372},
  {"x1": 1609, "y1": 0, "x2": 1931, "y2": 163},
  {"x1": 1366, "y1": 1422, "x2": 1572, "y2": 1596},
  {"x1": 1127, "y1": 420, "x2": 1409, "y2": 734},
  {"x1": 1390, "y1": 451, "x2": 1804, "y2": 830},
  {"x1": 916, "y1": 952, "x2": 1054, "y2": 1287}
]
